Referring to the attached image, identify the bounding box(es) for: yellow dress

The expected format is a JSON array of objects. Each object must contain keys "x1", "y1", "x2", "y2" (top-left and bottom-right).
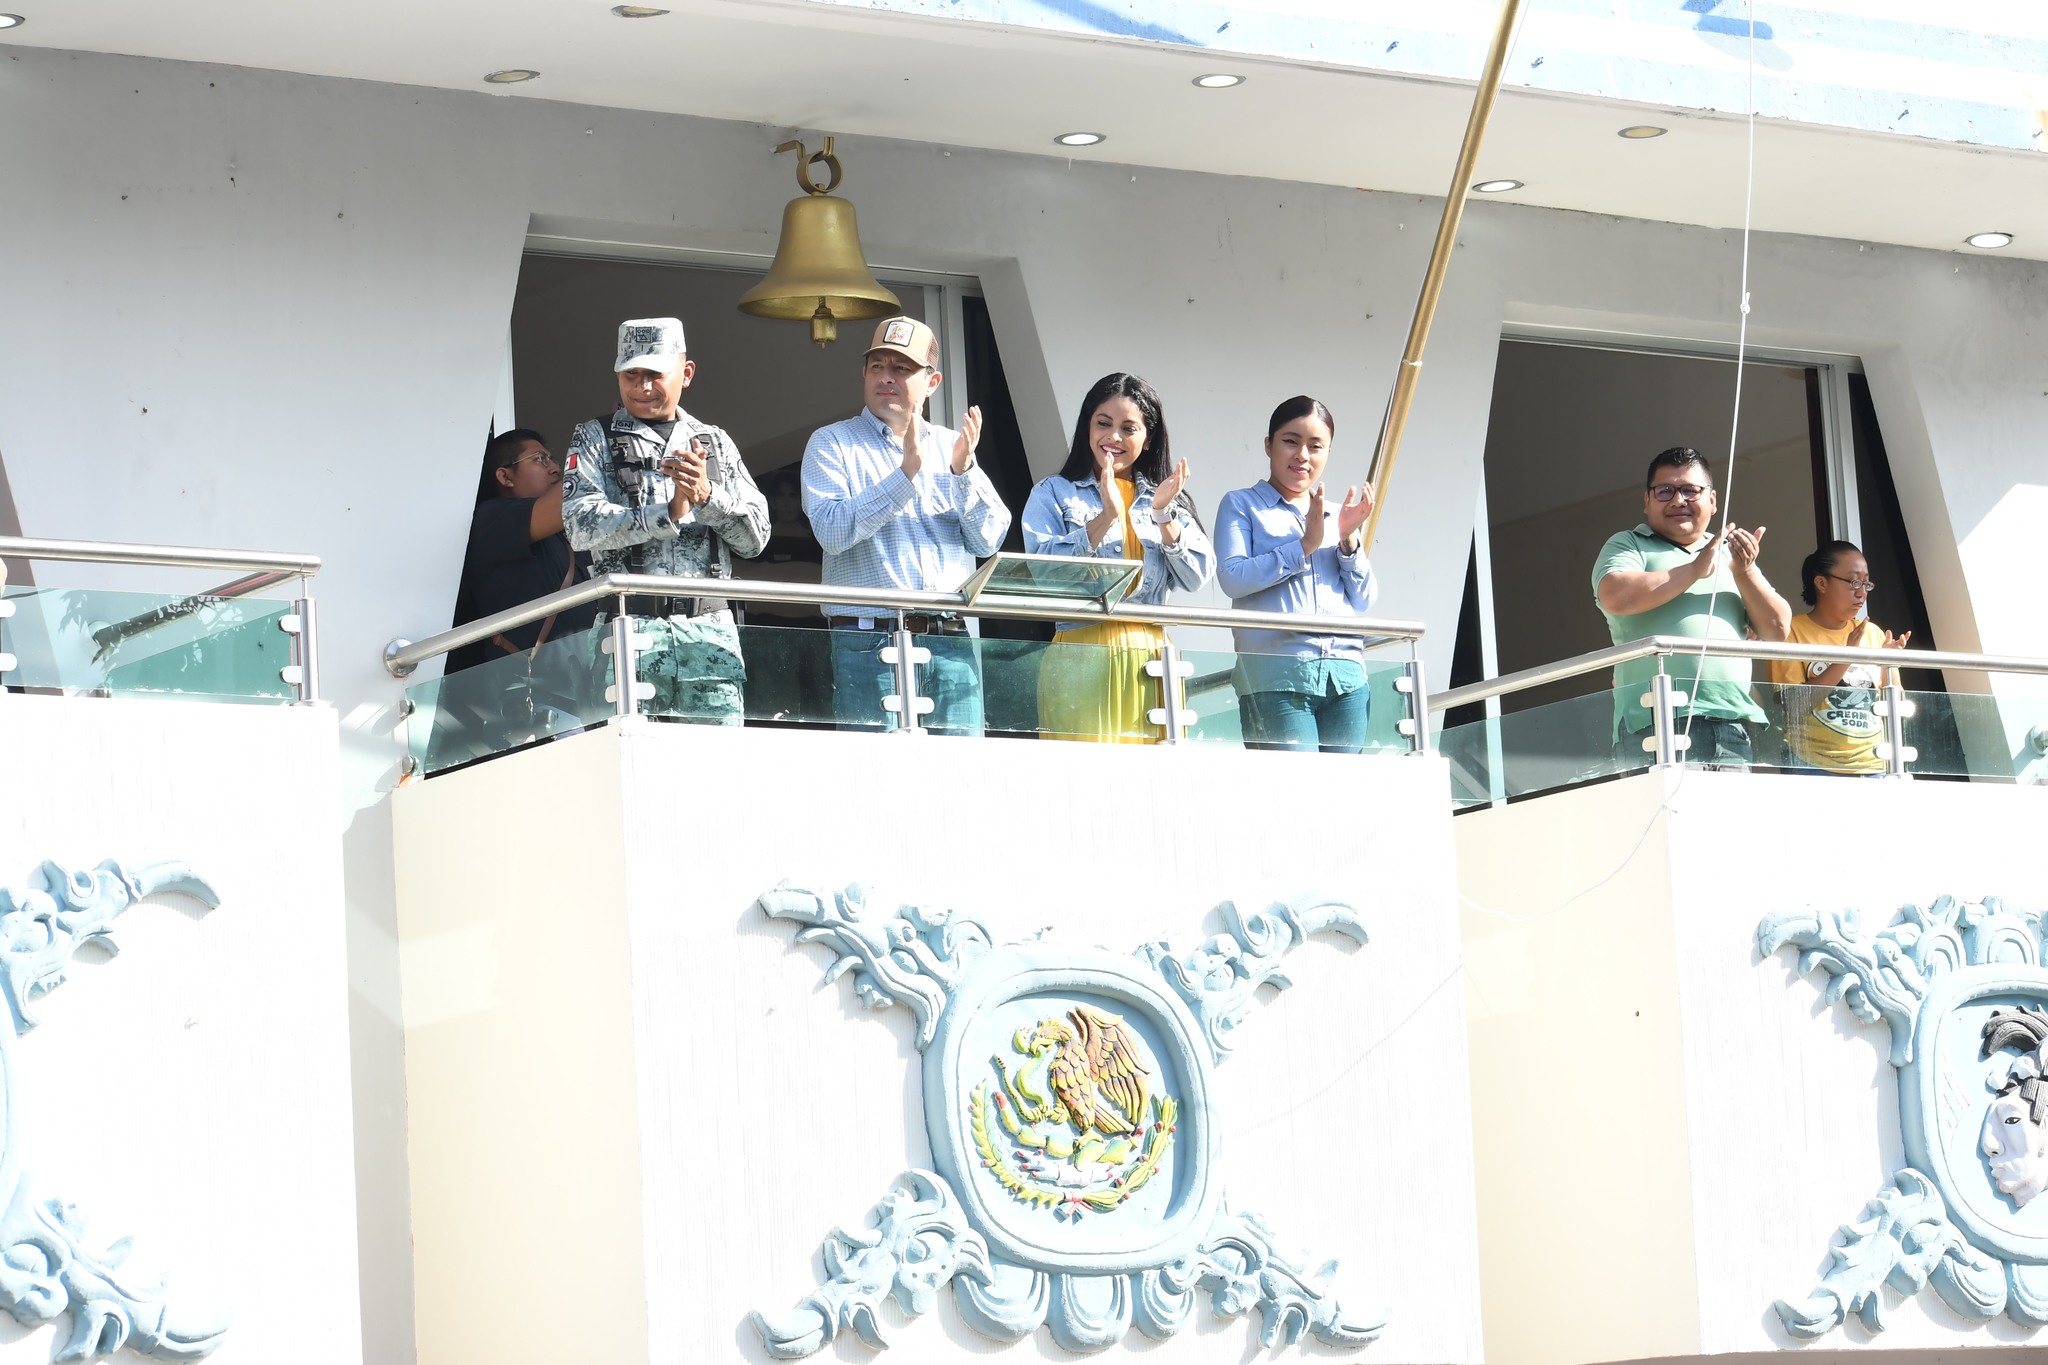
[{"x1": 1038, "y1": 480, "x2": 1170, "y2": 744}]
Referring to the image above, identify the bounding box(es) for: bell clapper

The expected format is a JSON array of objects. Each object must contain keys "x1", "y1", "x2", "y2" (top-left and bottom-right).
[{"x1": 809, "y1": 300, "x2": 837, "y2": 348}]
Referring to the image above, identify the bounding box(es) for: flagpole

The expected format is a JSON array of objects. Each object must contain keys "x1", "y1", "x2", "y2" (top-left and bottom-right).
[{"x1": 1359, "y1": 0, "x2": 1528, "y2": 556}]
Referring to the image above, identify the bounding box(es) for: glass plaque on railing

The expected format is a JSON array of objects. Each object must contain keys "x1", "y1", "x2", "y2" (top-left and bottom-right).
[
  {"x1": 1, "y1": 585, "x2": 293, "y2": 702},
  {"x1": 958, "y1": 553, "x2": 1143, "y2": 611}
]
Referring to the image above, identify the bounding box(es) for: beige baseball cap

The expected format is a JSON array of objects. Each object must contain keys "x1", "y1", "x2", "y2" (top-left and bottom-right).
[{"x1": 866, "y1": 316, "x2": 939, "y2": 368}]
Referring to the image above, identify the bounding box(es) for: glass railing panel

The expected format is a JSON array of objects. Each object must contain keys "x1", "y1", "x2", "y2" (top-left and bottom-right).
[
  {"x1": 978, "y1": 632, "x2": 1155, "y2": 742},
  {"x1": 1436, "y1": 686, "x2": 1642, "y2": 806},
  {"x1": 728, "y1": 623, "x2": 1089, "y2": 739},
  {"x1": 405, "y1": 623, "x2": 613, "y2": 776},
  {"x1": 1901, "y1": 688, "x2": 2048, "y2": 781},
  {"x1": 978, "y1": 635, "x2": 1048, "y2": 740},
  {"x1": 1751, "y1": 678, "x2": 1887, "y2": 776},
  {"x1": 732, "y1": 620, "x2": 840, "y2": 729},
  {"x1": 1179, "y1": 648, "x2": 1413, "y2": 755},
  {"x1": 1, "y1": 585, "x2": 293, "y2": 702},
  {"x1": 1751, "y1": 681, "x2": 2039, "y2": 780}
]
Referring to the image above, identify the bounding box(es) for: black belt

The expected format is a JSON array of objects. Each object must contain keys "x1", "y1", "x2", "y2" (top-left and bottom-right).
[
  {"x1": 616, "y1": 593, "x2": 729, "y2": 620},
  {"x1": 830, "y1": 613, "x2": 967, "y2": 636}
]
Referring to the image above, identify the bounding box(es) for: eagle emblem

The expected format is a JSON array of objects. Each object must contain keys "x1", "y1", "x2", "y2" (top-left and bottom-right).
[
  {"x1": 754, "y1": 884, "x2": 1385, "y2": 1356},
  {"x1": 971, "y1": 1005, "x2": 1177, "y2": 1216}
]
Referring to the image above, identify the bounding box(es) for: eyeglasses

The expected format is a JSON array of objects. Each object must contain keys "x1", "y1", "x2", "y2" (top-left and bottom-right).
[
  {"x1": 1824, "y1": 573, "x2": 1876, "y2": 594},
  {"x1": 1649, "y1": 483, "x2": 1711, "y2": 503},
  {"x1": 504, "y1": 449, "x2": 558, "y2": 470}
]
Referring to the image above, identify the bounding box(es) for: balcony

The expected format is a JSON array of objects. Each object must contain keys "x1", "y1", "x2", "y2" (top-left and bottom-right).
[
  {"x1": 0, "y1": 537, "x2": 360, "y2": 1365},
  {"x1": 1442, "y1": 640, "x2": 2048, "y2": 1362}
]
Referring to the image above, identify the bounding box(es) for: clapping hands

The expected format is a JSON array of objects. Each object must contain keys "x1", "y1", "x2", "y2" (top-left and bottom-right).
[
  {"x1": 1302, "y1": 482, "x2": 1374, "y2": 556},
  {"x1": 663, "y1": 437, "x2": 712, "y2": 514},
  {"x1": 951, "y1": 405, "x2": 983, "y2": 475}
]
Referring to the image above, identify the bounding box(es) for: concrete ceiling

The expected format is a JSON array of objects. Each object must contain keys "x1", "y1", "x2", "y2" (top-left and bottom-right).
[{"x1": 6, "y1": 0, "x2": 2047, "y2": 260}]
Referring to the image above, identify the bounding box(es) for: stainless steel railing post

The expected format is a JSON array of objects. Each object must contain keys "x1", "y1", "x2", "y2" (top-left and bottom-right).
[
  {"x1": 1397, "y1": 652, "x2": 1431, "y2": 755},
  {"x1": 1145, "y1": 637, "x2": 1194, "y2": 744},
  {"x1": 604, "y1": 599, "x2": 644, "y2": 718},
  {"x1": 1878, "y1": 676, "x2": 1918, "y2": 778},
  {"x1": 880, "y1": 627, "x2": 932, "y2": 735},
  {"x1": 1646, "y1": 671, "x2": 1688, "y2": 768},
  {"x1": 284, "y1": 595, "x2": 320, "y2": 704}
]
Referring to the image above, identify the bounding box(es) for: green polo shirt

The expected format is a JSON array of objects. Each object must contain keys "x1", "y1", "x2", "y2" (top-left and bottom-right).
[{"x1": 1591, "y1": 523, "x2": 1765, "y2": 735}]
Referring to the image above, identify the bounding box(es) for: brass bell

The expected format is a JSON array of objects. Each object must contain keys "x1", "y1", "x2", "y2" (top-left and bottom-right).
[{"x1": 739, "y1": 138, "x2": 901, "y2": 347}]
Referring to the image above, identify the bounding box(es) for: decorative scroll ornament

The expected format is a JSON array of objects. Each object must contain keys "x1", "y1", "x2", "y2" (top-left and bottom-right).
[
  {"x1": 755, "y1": 884, "x2": 1383, "y2": 1357},
  {"x1": 1759, "y1": 894, "x2": 2048, "y2": 1337},
  {"x1": 0, "y1": 861, "x2": 230, "y2": 1360}
]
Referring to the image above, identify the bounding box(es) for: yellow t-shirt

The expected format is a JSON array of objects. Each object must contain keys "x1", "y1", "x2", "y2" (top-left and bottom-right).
[{"x1": 1767, "y1": 614, "x2": 1887, "y2": 772}]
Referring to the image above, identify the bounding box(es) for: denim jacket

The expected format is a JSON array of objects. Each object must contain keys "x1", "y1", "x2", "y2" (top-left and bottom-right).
[{"x1": 1021, "y1": 472, "x2": 1216, "y2": 631}]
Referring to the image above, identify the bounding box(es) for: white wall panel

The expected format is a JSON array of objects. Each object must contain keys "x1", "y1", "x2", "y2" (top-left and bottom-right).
[
  {"x1": 396, "y1": 722, "x2": 1481, "y2": 1364},
  {"x1": 0, "y1": 695, "x2": 360, "y2": 1365},
  {"x1": 1460, "y1": 768, "x2": 2048, "y2": 1364}
]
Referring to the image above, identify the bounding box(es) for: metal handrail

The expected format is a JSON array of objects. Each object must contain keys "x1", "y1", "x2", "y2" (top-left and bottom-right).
[
  {"x1": 0, "y1": 535, "x2": 321, "y2": 578},
  {"x1": 382, "y1": 571, "x2": 1427, "y2": 678},
  {"x1": 1428, "y1": 634, "x2": 2048, "y2": 714}
]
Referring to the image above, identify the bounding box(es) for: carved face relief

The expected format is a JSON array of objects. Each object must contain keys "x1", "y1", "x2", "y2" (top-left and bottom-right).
[
  {"x1": 1758, "y1": 900, "x2": 2048, "y2": 1339},
  {"x1": 1982, "y1": 1092, "x2": 2048, "y2": 1207}
]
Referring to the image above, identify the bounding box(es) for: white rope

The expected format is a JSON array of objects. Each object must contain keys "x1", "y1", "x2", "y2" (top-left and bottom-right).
[{"x1": 1680, "y1": 0, "x2": 1759, "y2": 749}]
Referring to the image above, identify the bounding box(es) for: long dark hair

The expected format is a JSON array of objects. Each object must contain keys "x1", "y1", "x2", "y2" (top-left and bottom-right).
[
  {"x1": 1799, "y1": 539, "x2": 1861, "y2": 607},
  {"x1": 1057, "y1": 373, "x2": 1176, "y2": 488}
]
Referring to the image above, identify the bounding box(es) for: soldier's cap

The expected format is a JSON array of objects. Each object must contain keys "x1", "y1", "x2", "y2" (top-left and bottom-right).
[
  {"x1": 865, "y1": 316, "x2": 939, "y2": 370},
  {"x1": 615, "y1": 317, "x2": 687, "y2": 374}
]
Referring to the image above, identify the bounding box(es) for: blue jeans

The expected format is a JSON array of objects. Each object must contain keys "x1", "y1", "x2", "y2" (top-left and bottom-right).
[
  {"x1": 1239, "y1": 672, "x2": 1370, "y2": 754},
  {"x1": 1613, "y1": 716, "x2": 1754, "y2": 769},
  {"x1": 830, "y1": 627, "x2": 985, "y2": 737}
]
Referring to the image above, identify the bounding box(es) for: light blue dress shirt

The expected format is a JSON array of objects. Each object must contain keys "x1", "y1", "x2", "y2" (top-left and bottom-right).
[
  {"x1": 800, "y1": 408, "x2": 1013, "y2": 618},
  {"x1": 1020, "y1": 472, "x2": 1215, "y2": 632},
  {"x1": 1213, "y1": 479, "x2": 1378, "y2": 692}
]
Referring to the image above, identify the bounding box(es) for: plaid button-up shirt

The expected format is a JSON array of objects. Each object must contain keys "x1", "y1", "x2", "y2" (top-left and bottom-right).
[{"x1": 800, "y1": 408, "x2": 1012, "y2": 619}]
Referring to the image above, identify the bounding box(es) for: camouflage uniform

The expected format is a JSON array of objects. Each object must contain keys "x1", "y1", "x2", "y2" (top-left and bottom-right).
[{"x1": 562, "y1": 407, "x2": 770, "y2": 724}]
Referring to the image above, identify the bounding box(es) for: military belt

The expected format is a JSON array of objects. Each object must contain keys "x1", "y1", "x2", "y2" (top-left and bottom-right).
[{"x1": 618, "y1": 593, "x2": 730, "y2": 621}]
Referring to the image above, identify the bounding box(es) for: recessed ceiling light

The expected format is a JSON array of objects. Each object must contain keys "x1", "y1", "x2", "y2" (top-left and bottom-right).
[
  {"x1": 1472, "y1": 179, "x2": 1523, "y2": 193},
  {"x1": 1618, "y1": 125, "x2": 1668, "y2": 139},
  {"x1": 1965, "y1": 231, "x2": 2014, "y2": 249},
  {"x1": 1054, "y1": 132, "x2": 1105, "y2": 147},
  {"x1": 483, "y1": 69, "x2": 540, "y2": 84},
  {"x1": 0, "y1": 13, "x2": 23, "y2": 28},
  {"x1": 1192, "y1": 73, "x2": 1244, "y2": 89},
  {"x1": 610, "y1": 5, "x2": 670, "y2": 15}
]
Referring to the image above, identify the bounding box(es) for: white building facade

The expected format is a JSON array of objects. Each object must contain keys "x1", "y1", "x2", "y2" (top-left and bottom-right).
[{"x1": 2, "y1": 3, "x2": 2046, "y2": 1363}]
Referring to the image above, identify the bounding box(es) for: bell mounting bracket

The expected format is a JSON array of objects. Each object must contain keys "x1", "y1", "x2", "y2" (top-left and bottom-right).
[{"x1": 775, "y1": 137, "x2": 843, "y2": 196}]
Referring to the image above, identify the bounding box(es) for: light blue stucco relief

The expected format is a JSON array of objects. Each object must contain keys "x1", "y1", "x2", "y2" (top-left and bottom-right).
[
  {"x1": 0, "y1": 860, "x2": 230, "y2": 1361},
  {"x1": 751, "y1": 883, "x2": 1386, "y2": 1356},
  {"x1": 1759, "y1": 895, "x2": 2048, "y2": 1338}
]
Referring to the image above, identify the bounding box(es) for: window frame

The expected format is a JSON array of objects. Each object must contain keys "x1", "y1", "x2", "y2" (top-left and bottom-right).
[{"x1": 1470, "y1": 328, "x2": 1867, "y2": 683}]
